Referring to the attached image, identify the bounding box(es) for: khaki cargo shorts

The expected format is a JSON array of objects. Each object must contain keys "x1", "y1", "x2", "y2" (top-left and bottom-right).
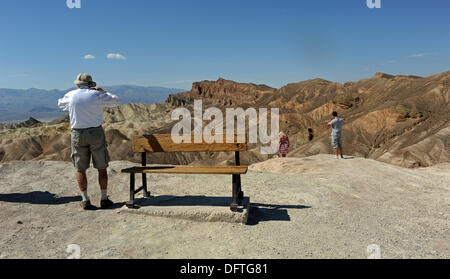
[{"x1": 71, "y1": 126, "x2": 110, "y2": 171}]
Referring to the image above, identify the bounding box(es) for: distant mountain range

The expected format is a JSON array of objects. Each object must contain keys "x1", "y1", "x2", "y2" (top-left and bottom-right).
[{"x1": 0, "y1": 85, "x2": 185, "y2": 122}]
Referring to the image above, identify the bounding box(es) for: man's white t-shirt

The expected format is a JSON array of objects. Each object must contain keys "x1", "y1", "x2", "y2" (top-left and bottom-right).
[
  {"x1": 329, "y1": 118, "x2": 344, "y2": 136},
  {"x1": 58, "y1": 86, "x2": 120, "y2": 129}
]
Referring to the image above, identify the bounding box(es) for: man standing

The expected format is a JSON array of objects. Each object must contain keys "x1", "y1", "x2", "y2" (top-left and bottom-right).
[
  {"x1": 58, "y1": 73, "x2": 121, "y2": 210},
  {"x1": 328, "y1": 111, "x2": 344, "y2": 159}
]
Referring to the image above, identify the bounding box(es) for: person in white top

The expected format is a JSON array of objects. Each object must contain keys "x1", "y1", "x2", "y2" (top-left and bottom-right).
[
  {"x1": 327, "y1": 111, "x2": 344, "y2": 159},
  {"x1": 58, "y1": 73, "x2": 121, "y2": 210}
]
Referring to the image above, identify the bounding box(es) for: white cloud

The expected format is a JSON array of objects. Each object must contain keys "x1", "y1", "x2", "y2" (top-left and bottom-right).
[
  {"x1": 410, "y1": 53, "x2": 425, "y2": 57},
  {"x1": 84, "y1": 54, "x2": 96, "y2": 59},
  {"x1": 107, "y1": 53, "x2": 126, "y2": 60}
]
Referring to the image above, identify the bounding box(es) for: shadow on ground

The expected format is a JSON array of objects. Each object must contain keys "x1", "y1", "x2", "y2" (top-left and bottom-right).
[
  {"x1": 342, "y1": 156, "x2": 355, "y2": 160},
  {"x1": 247, "y1": 203, "x2": 311, "y2": 225},
  {"x1": 0, "y1": 191, "x2": 125, "y2": 210},
  {"x1": 135, "y1": 195, "x2": 244, "y2": 207},
  {"x1": 133, "y1": 195, "x2": 311, "y2": 225},
  {"x1": 0, "y1": 192, "x2": 311, "y2": 223},
  {"x1": 0, "y1": 191, "x2": 80, "y2": 205}
]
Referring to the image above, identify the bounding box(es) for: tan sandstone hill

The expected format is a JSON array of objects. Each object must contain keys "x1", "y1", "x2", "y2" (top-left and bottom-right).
[{"x1": 0, "y1": 71, "x2": 449, "y2": 168}]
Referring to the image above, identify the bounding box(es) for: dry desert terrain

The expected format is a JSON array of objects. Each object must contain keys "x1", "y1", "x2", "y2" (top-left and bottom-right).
[{"x1": 0, "y1": 154, "x2": 448, "y2": 259}]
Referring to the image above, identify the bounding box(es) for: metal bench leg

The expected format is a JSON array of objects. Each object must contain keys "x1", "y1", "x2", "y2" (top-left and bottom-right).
[
  {"x1": 126, "y1": 173, "x2": 135, "y2": 208},
  {"x1": 230, "y1": 174, "x2": 239, "y2": 212},
  {"x1": 237, "y1": 174, "x2": 244, "y2": 201},
  {"x1": 142, "y1": 173, "x2": 150, "y2": 198},
  {"x1": 234, "y1": 151, "x2": 244, "y2": 202},
  {"x1": 141, "y1": 152, "x2": 150, "y2": 198}
]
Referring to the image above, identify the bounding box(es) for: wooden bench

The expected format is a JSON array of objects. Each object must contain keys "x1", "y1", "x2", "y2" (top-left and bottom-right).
[{"x1": 121, "y1": 134, "x2": 248, "y2": 211}]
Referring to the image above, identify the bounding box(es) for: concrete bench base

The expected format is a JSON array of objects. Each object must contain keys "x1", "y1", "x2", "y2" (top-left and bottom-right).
[{"x1": 119, "y1": 195, "x2": 250, "y2": 224}]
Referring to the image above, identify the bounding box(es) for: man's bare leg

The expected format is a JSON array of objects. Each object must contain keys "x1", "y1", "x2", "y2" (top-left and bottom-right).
[
  {"x1": 338, "y1": 148, "x2": 344, "y2": 158},
  {"x1": 98, "y1": 169, "x2": 113, "y2": 207},
  {"x1": 77, "y1": 171, "x2": 90, "y2": 204},
  {"x1": 77, "y1": 171, "x2": 88, "y2": 192},
  {"x1": 98, "y1": 169, "x2": 107, "y2": 190},
  {"x1": 99, "y1": 169, "x2": 108, "y2": 201}
]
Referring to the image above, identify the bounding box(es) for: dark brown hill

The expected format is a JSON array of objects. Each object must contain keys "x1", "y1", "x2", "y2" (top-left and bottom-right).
[{"x1": 166, "y1": 78, "x2": 276, "y2": 107}]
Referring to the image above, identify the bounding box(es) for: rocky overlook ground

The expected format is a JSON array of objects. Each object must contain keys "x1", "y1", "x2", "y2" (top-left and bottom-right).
[{"x1": 0, "y1": 155, "x2": 448, "y2": 259}]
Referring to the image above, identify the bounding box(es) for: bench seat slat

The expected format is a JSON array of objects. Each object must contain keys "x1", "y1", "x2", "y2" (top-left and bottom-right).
[
  {"x1": 133, "y1": 134, "x2": 247, "y2": 153},
  {"x1": 121, "y1": 165, "x2": 248, "y2": 175}
]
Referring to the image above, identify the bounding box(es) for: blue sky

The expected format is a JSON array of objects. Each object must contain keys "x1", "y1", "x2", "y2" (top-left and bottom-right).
[{"x1": 1, "y1": 0, "x2": 449, "y2": 90}]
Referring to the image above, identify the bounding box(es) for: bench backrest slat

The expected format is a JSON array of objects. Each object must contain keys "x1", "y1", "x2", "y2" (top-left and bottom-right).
[{"x1": 132, "y1": 134, "x2": 247, "y2": 153}]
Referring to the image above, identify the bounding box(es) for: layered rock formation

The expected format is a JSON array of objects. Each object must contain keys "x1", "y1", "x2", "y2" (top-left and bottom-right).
[
  {"x1": 278, "y1": 71, "x2": 450, "y2": 167},
  {"x1": 0, "y1": 117, "x2": 41, "y2": 130},
  {"x1": 0, "y1": 71, "x2": 449, "y2": 168},
  {"x1": 166, "y1": 78, "x2": 276, "y2": 107}
]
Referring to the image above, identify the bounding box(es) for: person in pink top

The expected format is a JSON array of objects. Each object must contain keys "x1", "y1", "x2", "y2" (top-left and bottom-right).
[{"x1": 278, "y1": 131, "x2": 290, "y2": 157}]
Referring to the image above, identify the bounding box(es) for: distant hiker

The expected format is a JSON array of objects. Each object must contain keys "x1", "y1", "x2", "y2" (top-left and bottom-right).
[
  {"x1": 327, "y1": 111, "x2": 344, "y2": 159},
  {"x1": 57, "y1": 73, "x2": 121, "y2": 210},
  {"x1": 279, "y1": 131, "x2": 290, "y2": 157}
]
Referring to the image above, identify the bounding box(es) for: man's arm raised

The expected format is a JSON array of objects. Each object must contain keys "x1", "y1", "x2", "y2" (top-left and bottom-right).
[
  {"x1": 57, "y1": 93, "x2": 72, "y2": 111},
  {"x1": 327, "y1": 118, "x2": 333, "y2": 128},
  {"x1": 95, "y1": 87, "x2": 121, "y2": 107}
]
